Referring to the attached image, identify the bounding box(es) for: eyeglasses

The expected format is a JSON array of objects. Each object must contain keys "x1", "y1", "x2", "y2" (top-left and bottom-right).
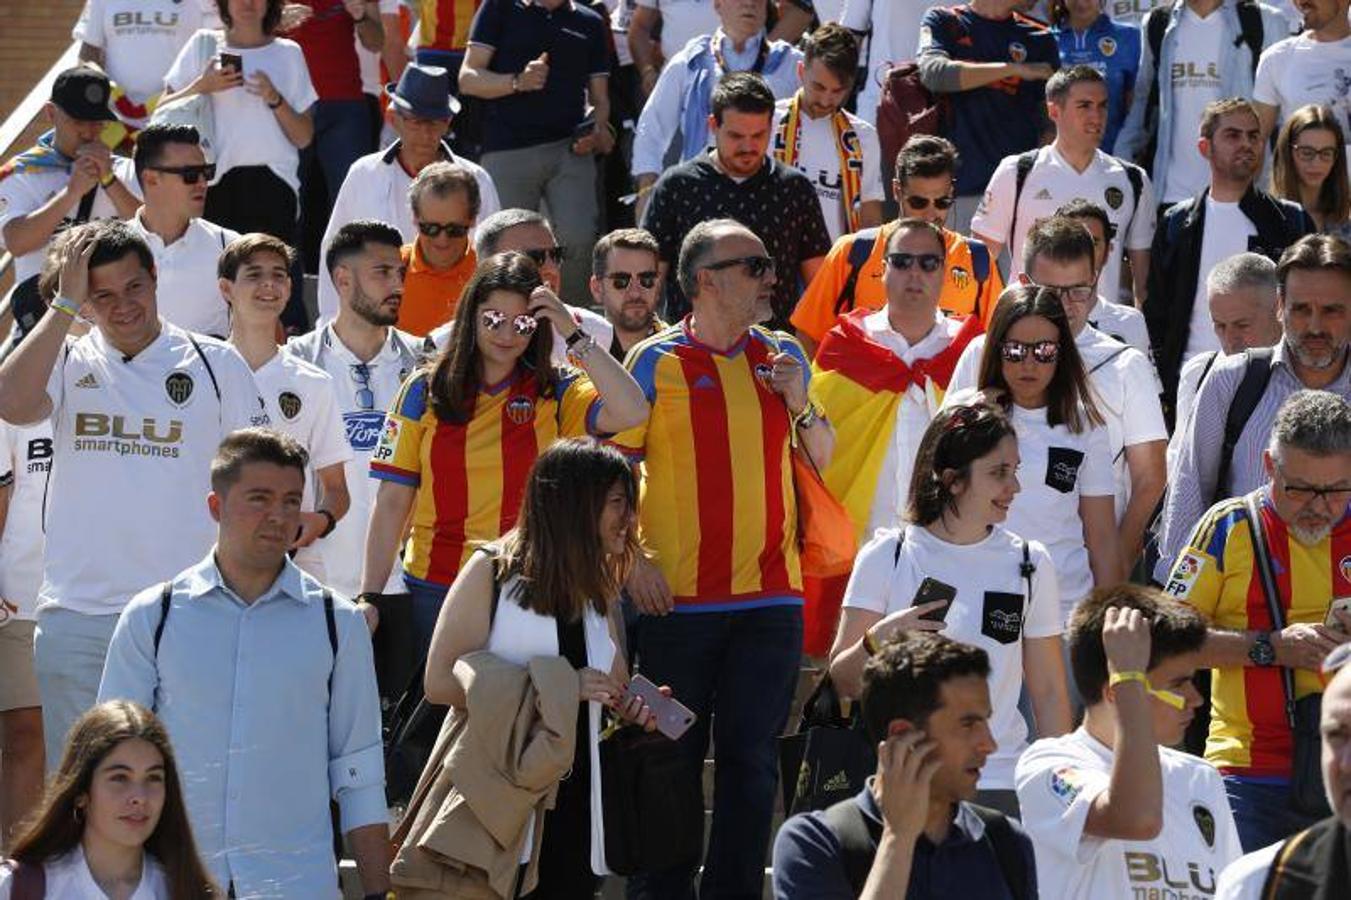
[
  {"x1": 703, "y1": 255, "x2": 775, "y2": 278},
  {"x1": 417, "y1": 220, "x2": 471, "y2": 239},
  {"x1": 522, "y1": 246, "x2": 567, "y2": 266},
  {"x1": 886, "y1": 252, "x2": 943, "y2": 273},
  {"x1": 999, "y1": 339, "x2": 1060, "y2": 365},
  {"x1": 350, "y1": 363, "x2": 374, "y2": 411},
  {"x1": 1294, "y1": 145, "x2": 1338, "y2": 163},
  {"x1": 481, "y1": 308, "x2": 539, "y2": 336},
  {"x1": 605, "y1": 270, "x2": 659, "y2": 290},
  {"x1": 146, "y1": 163, "x2": 217, "y2": 184},
  {"x1": 1035, "y1": 282, "x2": 1097, "y2": 305},
  {"x1": 1274, "y1": 462, "x2": 1351, "y2": 506},
  {"x1": 902, "y1": 194, "x2": 955, "y2": 211}
]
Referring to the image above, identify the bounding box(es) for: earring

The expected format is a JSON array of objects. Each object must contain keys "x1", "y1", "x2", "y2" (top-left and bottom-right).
[{"x1": 73, "y1": 804, "x2": 85, "y2": 824}]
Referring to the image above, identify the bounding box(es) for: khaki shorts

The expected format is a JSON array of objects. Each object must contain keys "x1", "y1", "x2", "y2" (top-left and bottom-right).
[{"x1": 0, "y1": 620, "x2": 40, "y2": 711}]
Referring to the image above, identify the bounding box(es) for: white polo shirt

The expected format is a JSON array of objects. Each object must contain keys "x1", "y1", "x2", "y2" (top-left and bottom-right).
[
  {"x1": 843, "y1": 523, "x2": 1062, "y2": 790},
  {"x1": 1016, "y1": 727, "x2": 1242, "y2": 900},
  {"x1": 0, "y1": 419, "x2": 53, "y2": 622},
  {"x1": 73, "y1": 0, "x2": 209, "y2": 103},
  {"x1": 972, "y1": 145, "x2": 1156, "y2": 307},
  {"x1": 1086, "y1": 296, "x2": 1153, "y2": 366},
  {"x1": 40, "y1": 323, "x2": 268, "y2": 616},
  {"x1": 772, "y1": 98, "x2": 885, "y2": 241},
  {"x1": 126, "y1": 211, "x2": 238, "y2": 338}
]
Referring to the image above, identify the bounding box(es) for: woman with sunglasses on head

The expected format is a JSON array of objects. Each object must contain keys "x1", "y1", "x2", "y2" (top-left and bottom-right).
[
  {"x1": 358, "y1": 252, "x2": 648, "y2": 652},
  {"x1": 827, "y1": 401, "x2": 1073, "y2": 816},
  {"x1": 963, "y1": 284, "x2": 1122, "y2": 651},
  {"x1": 1270, "y1": 104, "x2": 1351, "y2": 239},
  {"x1": 1, "y1": 700, "x2": 218, "y2": 898}
]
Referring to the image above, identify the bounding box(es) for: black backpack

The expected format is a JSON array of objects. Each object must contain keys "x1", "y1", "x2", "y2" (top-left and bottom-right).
[
  {"x1": 1209, "y1": 346, "x2": 1275, "y2": 504},
  {"x1": 833, "y1": 229, "x2": 992, "y2": 318}
]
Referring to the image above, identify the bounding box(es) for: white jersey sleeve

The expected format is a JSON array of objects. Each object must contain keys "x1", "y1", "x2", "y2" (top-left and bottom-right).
[
  {"x1": 1125, "y1": 171, "x2": 1157, "y2": 251},
  {"x1": 1023, "y1": 540, "x2": 1062, "y2": 639},
  {"x1": 858, "y1": 120, "x2": 885, "y2": 203},
  {"x1": 1117, "y1": 349, "x2": 1168, "y2": 447},
  {"x1": 971, "y1": 155, "x2": 1019, "y2": 247},
  {"x1": 1014, "y1": 738, "x2": 1113, "y2": 866},
  {"x1": 72, "y1": 0, "x2": 104, "y2": 45},
  {"x1": 1080, "y1": 424, "x2": 1117, "y2": 498},
  {"x1": 0, "y1": 421, "x2": 15, "y2": 485},
  {"x1": 0, "y1": 175, "x2": 47, "y2": 256},
  {"x1": 212, "y1": 344, "x2": 270, "y2": 433},
  {"x1": 308, "y1": 372, "x2": 355, "y2": 471},
  {"x1": 945, "y1": 335, "x2": 985, "y2": 398},
  {"x1": 44, "y1": 342, "x2": 70, "y2": 422},
  {"x1": 1214, "y1": 842, "x2": 1280, "y2": 900}
]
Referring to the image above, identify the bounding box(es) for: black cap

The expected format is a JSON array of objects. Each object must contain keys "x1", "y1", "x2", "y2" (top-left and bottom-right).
[{"x1": 50, "y1": 67, "x2": 117, "y2": 122}]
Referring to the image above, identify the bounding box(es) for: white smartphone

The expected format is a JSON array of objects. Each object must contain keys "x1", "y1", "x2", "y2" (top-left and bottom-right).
[{"x1": 626, "y1": 674, "x2": 696, "y2": 741}]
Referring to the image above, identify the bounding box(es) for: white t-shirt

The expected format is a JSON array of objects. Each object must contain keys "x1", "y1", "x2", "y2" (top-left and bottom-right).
[
  {"x1": 839, "y1": 0, "x2": 942, "y2": 126},
  {"x1": 125, "y1": 212, "x2": 238, "y2": 338},
  {"x1": 1105, "y1": 0, "x2": 1165, "y2": 26},
  {"x1": 0, "y1": 420, "x2": 52, "y2": 623},
  {"x1": 1015, "y1": 728, "x2": 1242, "y2": 900},
  {"x1": 73, "y1": 0, "x2": 210, "y2": 102},
  {"x1": 1255, "y1": 34, "x2": 1351, "y2": 154},
  {"x1": 634, "y1": 0, "x2": 720, "y2": 63},
  {"x1": 972, "y1": 145, "x2": 1156, "y2": 308},
  {"x1": 164, "y1": 30, "x2": 319, "y2": 191},
  {"x1": 772, "y1": 99, "x2": 885, "y2": 241},
  {"x1": 357, "y1": 0, "x2": 402, "y2": 95},
  {"x1": 0, "y1": 848, "x2": 169, "y2": 900},
  {"x1": 40, "y1": 323, "x2": 268, "y2": 615},
  {"x1": 284, "y1": 324, "x2": 419, "y2": 597},
  {"x1": 1086, "y1": 295, "x2": 1155, "y2": 367},
  {"x1": 1163, "y1": 7, "x2": 1227, "y2": 203},
  {"x1": 1187, "y1": 197, "x2": 1257, "y2": 361},
  {"x1": 1213, "y1": 840, "x2": 1282, "y2": 900},
  {"x1": 843, "y1": 523, "x2": 1062, "y2": 789}
]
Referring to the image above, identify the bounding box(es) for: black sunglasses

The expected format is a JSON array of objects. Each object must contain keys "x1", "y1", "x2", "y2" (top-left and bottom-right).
[
  {"x1": 902, "y1": 194, "x2": 955, "y2": 211},
  {"x1": 999, "y1": 339, "x2": 1060, "y2": 365},
  {"x1": 886, "y1": 252, "x2": 943, "y2": 273},
  {"x1": 523, "y1": 246, "x2": 567, "y2": 266},
  {"x1": 606, "y1": 270, "x2": 659, "y2": 290},
  {"x1": 349, "y1": 363, "x2": 375, "y2": 411},
  {"x1": 147, "y1": 163, "x2": 217, "y2": 184},
  {"x1": 417, "y1": 220, "x2": 471, "y2": 239},
  {"x1": 704, "y1": 255, "x2": 775, "y2": 278}
]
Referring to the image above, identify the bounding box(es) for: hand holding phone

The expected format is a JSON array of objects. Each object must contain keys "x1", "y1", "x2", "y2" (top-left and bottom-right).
[
  {"x1": 624, "y1": 674, "x2": 696, "y2": 740},
  {"x1": 220, "y1": 52, "x2": 243, "y2": 73},
  {"x1": 913, "y1": 578, "x2": 957, "y2": 623}
]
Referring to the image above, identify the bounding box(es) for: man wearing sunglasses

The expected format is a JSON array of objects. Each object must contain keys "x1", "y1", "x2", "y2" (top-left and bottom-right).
[
  {"x1": 398, "y1": 161, "x2": 479, "y2": 336},
  {"x1": 1162, "y1": 390, "x2": 1351, "y2": 852},
  {"x1": 791, "y1": 134, "x2": 1004, "y2": 358},
  {"x1": 589, "y1": 227, "x2": 667, "y2": 361},
  {"x1": 1016, "y1": 586, "x2": 1242, "y2": 900},
  {"x1": 125, "y1": 123, "x2": 239, "y2": 339}
]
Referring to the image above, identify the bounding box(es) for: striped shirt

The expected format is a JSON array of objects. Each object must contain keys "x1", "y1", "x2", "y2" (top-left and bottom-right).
[
  {"x1": 371, "y1": 366, "x2": 600, "y2": 588},
  {"x1": 1164, "y1": 492, "x2": 1345, "y2": 777},
  {"x1": 611, "y1": 321, "x2": 810, "y2": 612},
  {"x1": 1157, "y1": 341, "x2": 1351, "y2": 583}
]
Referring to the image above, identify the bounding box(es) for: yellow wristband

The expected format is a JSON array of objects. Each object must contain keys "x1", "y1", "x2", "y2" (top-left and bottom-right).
[
  {"x1": 1108, "y1": 670, "x2": 1149, "y2": 689},
  {"x1": 50, "y1": 295, "x2": 81, "y2": 318},
  {"x1": 862, "y1": 629, "x2": 879, "y2": 656},
  {"x1": 1109, "y1": 670, "x2": 1187, "y2": 710}
]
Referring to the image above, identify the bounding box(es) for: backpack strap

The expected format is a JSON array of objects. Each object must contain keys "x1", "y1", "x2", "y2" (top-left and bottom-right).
[
  {"x1": 323, "y1": 589, "x2": 337, "y2": 696},
  {"x1": 1019, "y1": 539, "x2": 1035, "y2": 605},
  {"x1": 1213, "y1": 347, "x2": 1275, "y2": 504},
  {"x1": 892, "y1": 527, "x2": 906, "y2": 568},
  {"x1": 969, "y1": 805, "x2": 1030, "y2": 900},
  {"x1": 822, "y1": 796, "x2": 883, "y2": 895},
  {"x1": 1007, "y1": 149, "x2": 1040, "y2": 255},
  {"x1": 1196, "y1": 349, "x2": 1220, "y2": 391},
  {"x1": 1089, "y1": 345, "x2": 1130, "y2": 376},
  {"x1": 1123, "y1": 161, "x2": 1146, "y2": 231},
  {"x1": 833, "y1": 227, "x2": 882, "y2": 316},
  {"x1": 153, "y1": 580, "x2": 174, "y2": 657},
  {"x1": 4, "y1": 859, "x2": 45, "y2": 900},
  {"x1": 1144, "y1": 7, "x2": 1168, "y2": 126},
  {"x1": 1234, "y1": 0, "x2": 1265, "y2": 77},
  {"x1": 185, "y1": 333, "x2": 222, "y2": 403},
  {"x1": 968, "y1": 238, "x2": 992, "y2": 320},
  {"x1": 473, "y1": 544, "x2": 502, "y2": 624}
]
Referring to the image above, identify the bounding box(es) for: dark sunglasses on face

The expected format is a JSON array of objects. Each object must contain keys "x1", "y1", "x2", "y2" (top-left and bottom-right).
[
  {"x1": 703, "y1": 255, "x2": 775, "y2": 278},
  {"x1": 1000, "y1": 339, "x2": 1060, "y2": 365},
  {"x1": 886, "y1": 252, "x2": 943, "y2": 273},
  {"x1": 523, "y1": 246, "x2": 567, "y2": 266},
  {"x1": 147, "y1": 163, "x2": 217, "y2": 184},
  {"x1": 902, "y1": 194, "x2": 955, "y2": 211},
  {"x1": 417, "y1": 220, "x2": 471, "y2": 238},
  {"x1": 606, "y1": 270, "x2": 660, "y2": 290},
  {"x1": 481, "y1": 308, "x2": 539, "y2": 336}
]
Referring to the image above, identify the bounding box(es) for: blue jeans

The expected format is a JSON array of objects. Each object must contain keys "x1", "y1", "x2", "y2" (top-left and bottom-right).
[
  {"x1": 407, "y1": 579, "x2": 449, "y2": 662},
  {"x1": 627, "y1": 604, "x2": 803, "y2": 900},
  {"x1": 1224, "y1": 775, "x2": 1323, "y2": 852},
  {"x1": 34, "y1": 607, "x2": 121, "y2": 771}
]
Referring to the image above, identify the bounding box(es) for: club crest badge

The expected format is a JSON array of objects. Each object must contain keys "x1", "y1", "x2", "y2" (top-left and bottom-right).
[
  {"x1": 1098, "y1": 36, "x2": 1117, "y2": 57},
  {"x1": 1008, "y1": 42, "x2": 1028, "y2": 63},
  {"x1": 506, "y1": 395, "x2": 535, "y2": 425},
  {"x1": 165, "y1": 372, "x2": 194, "y2": 407},
  {"x1": 278, "y1": 391, "x2": 303, "y2": 421},
  {"x1": 1105, "y1": 186, "x2": 1125, "y2": 210},
  {"x1": 1193, "y1": 803, "x2": 1216, "y2": 848}
]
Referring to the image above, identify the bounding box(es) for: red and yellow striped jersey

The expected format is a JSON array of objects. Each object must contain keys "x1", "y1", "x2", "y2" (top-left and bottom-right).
[
  {"x1": 611, "y1": 322, "x2": 809, "y2": 612},
  {"x1": 1164, "y1": 493, "x2": 1347, "y2": 777},
  {"x1": 371, "y1": 366, "x2": 600, "y2": 588},
  {"x1": 415, "y1": 0, "x2": 480, "y2": 53}
]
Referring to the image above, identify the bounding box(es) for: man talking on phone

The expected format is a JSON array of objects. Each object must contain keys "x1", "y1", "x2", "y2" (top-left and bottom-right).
[{"x1": 772, "y1": 632, "x2": 1037, "y2": 899}]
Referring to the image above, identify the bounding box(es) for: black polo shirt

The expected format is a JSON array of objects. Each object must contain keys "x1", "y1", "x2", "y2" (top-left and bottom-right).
[
  {"x1": 468, "y1": 0, "x2": 611, "y2": 153},
  {"x1": 640, "y1": 155, "x2": 832, "y2": 330}
]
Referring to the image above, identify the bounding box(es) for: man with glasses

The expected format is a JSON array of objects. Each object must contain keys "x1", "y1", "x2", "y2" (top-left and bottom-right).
[
  {"x1": 288, "y1": 219, "x2": 421, "y2": 602},
  {"x1": 317, "y1": 63, "x2": 499, "y2": 323},
  {"x1": 951, "y1": 216, "x2": 1167, "y2": 567},
  {"x1": 1056, "y1": 198, "x2": 1155, "y2": 362},
  {"x1": 1159, "y1": 233, "x2": 1351, "y2": 586},
  {"x1": 589, "y1": 227, "x2": 666, "y2": 361},
  {"x1": 614, "y1": 218, "x2": 834, "y2": 900},
  {"x1": 1161, "y1": 389, "x2": 1351, "y2": 851},
  {"x1": 791, "y1": 134, "x2": 1004, "y2": 358},
  {"x1": 124, "y1": 123, "x2": 238, "y2": 338},
  {"x1": 399, "y1": 161, "x2": 479, "y2": 337}
]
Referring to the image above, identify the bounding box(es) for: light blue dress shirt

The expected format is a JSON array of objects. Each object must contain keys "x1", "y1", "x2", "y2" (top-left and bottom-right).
[{"x1": 99, "y1": 553, "x2": 387, "y2": 899}]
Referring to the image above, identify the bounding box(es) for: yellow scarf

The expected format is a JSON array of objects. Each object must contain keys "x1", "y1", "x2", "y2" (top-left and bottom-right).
[{"x1": 773, "y1": 90, "x2": 864, "y2": 233}]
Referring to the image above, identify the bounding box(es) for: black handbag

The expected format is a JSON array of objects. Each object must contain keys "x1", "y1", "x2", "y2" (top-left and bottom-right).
[
  {"x1": 1244, "y1": 493, "x2": 1333, "y2": 819},
  {"x1": 778, "y1": 673, "x2": 876, "y2": 816},
  {"x1": 599, "y1": 724, "x2": 703, "y2": 875}
]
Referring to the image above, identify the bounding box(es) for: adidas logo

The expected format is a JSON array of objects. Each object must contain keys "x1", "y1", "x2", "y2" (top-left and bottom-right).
[
  {"x1": 1034, "y1": 187, "x2": 1053, "y2": 200},
  {"x1": 75, "y1": 373, "x2": 98, "y2": 389},
  {"x1": 821, "y1": 770, "x2": 851, "y2": 793}
]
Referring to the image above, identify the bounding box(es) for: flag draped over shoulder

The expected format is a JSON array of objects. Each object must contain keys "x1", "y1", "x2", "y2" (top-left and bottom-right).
[{"x1": 0, "y1": 131, "x2": 71, "y2": 183}]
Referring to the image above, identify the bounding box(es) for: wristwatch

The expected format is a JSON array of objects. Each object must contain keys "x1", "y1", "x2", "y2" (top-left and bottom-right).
[
  {"x1": 317, "y1": 508, "x2": 337, "y2": 538},
  {"x1": 1249, "y1": 630, "x2": 1277, "y2": 667}
]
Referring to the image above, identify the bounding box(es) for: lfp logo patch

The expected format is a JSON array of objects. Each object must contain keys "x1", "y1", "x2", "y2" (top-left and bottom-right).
[{"x1": 1049, "y1": 766, "x2": 1085, "y2": 807}]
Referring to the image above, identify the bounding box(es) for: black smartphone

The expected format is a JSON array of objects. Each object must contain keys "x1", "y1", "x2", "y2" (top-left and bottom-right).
[
  {"x1": 571, "y1": 116, "x2": 597, "y2": 142},
  {"x1": 913, "y1": 577, "x2": 957, "y2": 623},
  {"x1": 220, "y1": 52, "x2": 243, "y2": 73}
]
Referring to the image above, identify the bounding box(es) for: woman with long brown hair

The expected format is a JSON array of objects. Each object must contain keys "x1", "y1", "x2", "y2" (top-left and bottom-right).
[
  {"x1": 359, "y1": 251, "x2": 647, "y2": 653},
  {"x1": 421, "y1": 438, "x2": 660, "y2": 897},
  {"x1": 1270, "y1": 104, "x2": 1351, "y2": 237},
  {"x1": 1, "y1": 700, "x2": 217, "y2": 898}
]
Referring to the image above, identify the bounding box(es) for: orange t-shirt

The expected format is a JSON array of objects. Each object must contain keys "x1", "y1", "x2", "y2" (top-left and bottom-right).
[{"x1": 398, "y1": 243, "x2": 477, "y2": 337}]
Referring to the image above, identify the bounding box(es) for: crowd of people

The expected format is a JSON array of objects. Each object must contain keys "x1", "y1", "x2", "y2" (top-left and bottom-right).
[{"x1": 5, "y1": 0, "x2": 1351, "y2": 896}]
